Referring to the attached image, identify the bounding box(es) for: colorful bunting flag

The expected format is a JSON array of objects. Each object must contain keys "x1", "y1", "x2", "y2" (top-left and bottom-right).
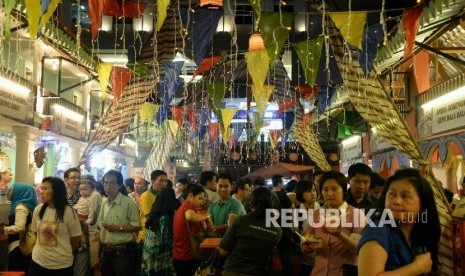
[
  {"x1": 187, "y1": 108, "x2": 198, "y2": 130},
  {"x1": 220, "y1": 108, "x2": 237, "y2": 144},
  {"x1": 97, "y1": 63, "x2": 113, "y2": 101},
  {"x1": 294, "y1": 85, "x2": 320, "y2": 101},
  {"x1": 171, "y1": 107, "x2": 184, "y2": 128},
  {"x1": 139, "y1": 102, "x2": 158, "y2": 124},
  {"x1": 103, "y1": 0, "x2": 147, "y2": 18},
  {"x1": 253, "y1": 84, "x2": 274, "y2": 119},
  {"x1": 88, "y1": 0, "x2": 106, "y2": 39},
  {"x1": 302, "y1": 113, "x2": 312, "y2": 131},
  {"x1": 208, "y1": 123, "x2": 220, "y2": 145},
  {"x1": 258, "y1": 12, "x2": 295, "y2": 67},
  {"x1": 329, "y1": 11, "x2": 367, "y2": 49},
  {"x1": 359, "y1": 24, "x2": 383, "y2": 77},
  {"x1": 295, "y1": 37, "x2": 324, "y2": 87},
  {"x1": 193, "y1": 56, "x2": 223, "y2": 77},
  {"x1": 168, "y1": 119, "x2": 179, "y2": 137},
  {"x1": 38, "y1": 0, "x2": 61, "y2": 31},
  {"x1": 3, "y1": 0, "x2": 18, "y2": 40},
  {"x1": 245, "y1": 50, "x2": 269, "y2": 87},
  {"x1": 269, "y1": 129, "x2": 282, "y2": 150},
  {"x1": 206, "y1": 82, "x2": 227, "y2": 110},
  {"x1": 110, "y1": 67, "x2": 133, "y2": 102},
  {"x1": 317, "y1": 86, "x2": 336, "y2": 114},
  {"x1": 276, "y1": 99, "x2": 296, "y2": 117},
  {"x1": 25, "y1": 0, "x2": 42, "y2": 40},
  {"x1": 403, "y1": 6, "x2": 423, "y2": 60},
  {"x1": 157, "y1": 0, "x2": 170, "y2": 30}
]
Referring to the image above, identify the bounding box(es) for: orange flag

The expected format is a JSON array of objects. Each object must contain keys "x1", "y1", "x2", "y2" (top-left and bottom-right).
[
  {"x1": 403, "y1": 6, "x2": 423, "y2": 60},
  {"x1": 110, "y1": 67, "x2": 133, "y2": 102},
  {"x1": 170, "y1": 107, "x2": 184, "y2": 127}
]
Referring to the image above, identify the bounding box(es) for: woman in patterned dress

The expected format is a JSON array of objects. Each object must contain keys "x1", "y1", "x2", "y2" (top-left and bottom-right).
[{"x1": 141, "y1": 187, "x2": 178, "y2": 275}]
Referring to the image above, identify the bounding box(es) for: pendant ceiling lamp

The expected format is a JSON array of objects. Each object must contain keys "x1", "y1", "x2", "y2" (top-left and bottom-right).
[
  {"x1": 248, "y1": 33, "x2": 265, "y2": 52},
  {"x1": 199, "y1": 0, "x2": 223, "y2": 9}
]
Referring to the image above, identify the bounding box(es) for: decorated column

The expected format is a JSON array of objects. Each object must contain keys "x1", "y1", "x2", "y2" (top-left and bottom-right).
[
  {"x1": 12, "y1": 126, "x2": 39, "y2": 184},
  {"x1": 69, "y1": 141, "x2": 85, "y2": 168}
]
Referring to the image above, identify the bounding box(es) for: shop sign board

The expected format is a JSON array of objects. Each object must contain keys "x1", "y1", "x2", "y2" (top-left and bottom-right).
[
  {"x1": 418, "y1": 92, "x2": 465, "y2": 137},
  {"x1": 370, "y1": 128, "x2": 392, "y2": 152},
  {"x1": 50, "y1": 105, "x2": 85, "y2": 140},
  {"x1": 0, "y1": 90, "x2": 33, "y2": 123},
  {"x1": 340, "y1": 135, "x2": 362, "y2": 161}
]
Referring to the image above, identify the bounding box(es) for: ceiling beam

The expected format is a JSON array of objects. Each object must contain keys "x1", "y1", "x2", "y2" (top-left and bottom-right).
[
  {"x1": 415, "y1": 41, "x2": 465, "y2": 67},
  {"x1": 433, "y1": 47, "x2": 465, "y2": 53}
]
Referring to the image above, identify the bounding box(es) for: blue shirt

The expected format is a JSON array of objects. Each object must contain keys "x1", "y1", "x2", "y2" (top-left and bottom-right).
[
  {"x1": 208, "y1": 197, "x2": 245, "y2": 226},
  {"x1": 358, "y1": 221, "x2": 413, "y2": 271}
]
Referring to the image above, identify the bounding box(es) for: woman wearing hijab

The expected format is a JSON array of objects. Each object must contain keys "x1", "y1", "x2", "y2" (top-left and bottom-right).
[{"x1": 0, "y1": 182, "x2": 38, "y2": 274}]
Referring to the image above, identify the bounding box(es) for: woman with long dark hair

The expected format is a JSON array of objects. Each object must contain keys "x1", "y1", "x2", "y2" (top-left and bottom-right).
[
  {"x1": 0, "y1": 182, "x2": 37, "y2": 274},
  {"x1": 141, "y1": 187, "x2": 178, "y2": 275},
  {"x1": 218, "y1": 187, "x2": 283, "y2": 275},
  {"x1": 358, "y1": 168, "x2": 441, "y2": 275},
  {"x1": 29, "y1": 177, "x2": 82, "y2": 276}
]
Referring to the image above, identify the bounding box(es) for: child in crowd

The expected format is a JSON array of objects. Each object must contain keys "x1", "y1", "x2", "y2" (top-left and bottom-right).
[{"x1": 74, "y1": 180, "x2": 97, "y2": 225}]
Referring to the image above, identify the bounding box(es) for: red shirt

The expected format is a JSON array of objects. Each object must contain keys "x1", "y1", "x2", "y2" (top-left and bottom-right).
[{"x1": 173, "y1": 200, "x2": 202, "y2": 260}]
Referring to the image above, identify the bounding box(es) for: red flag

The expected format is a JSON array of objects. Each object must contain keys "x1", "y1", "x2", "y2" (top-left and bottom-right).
[
  {"x1": 88, "y1": 0, "x2": 106, "y2": 39},
  {"x1": 277, "y1": 99, "x2": 296, "y2": 117},
  {"x1": 402, "y1": 6, "x2": 423, "y2": 60},
  {"x1": 208, "y1": 123, "x2": 220, "y2": 145},
  {"x1": 103, "y1": 0, "x2": 147, "y2": 18},
  {"x1": 193, "y1": 56, "x2": 222, "y2": 77},
  {"x1": 110, "y1": 67, "x2": 133, "y2": 102},
  {"x1": 187, "y1": 108, "x2": 198, "y2": 130},
  {"x1": 228, "y1": 135, "x2": 236, "y2": 150},
  {"x1": 294, "y1": 85, "x2": 320, "y2": 101},
  {"x1": 170, "y1": 107, "x2": 184, "y2": 127}
]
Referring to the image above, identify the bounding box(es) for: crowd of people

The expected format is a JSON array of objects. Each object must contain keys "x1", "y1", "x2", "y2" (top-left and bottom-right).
[{"x1": 0, "y1": 162, "x2": 452, "y2": 276}]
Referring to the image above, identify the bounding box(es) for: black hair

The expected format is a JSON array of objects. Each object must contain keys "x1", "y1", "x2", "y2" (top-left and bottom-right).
[
  {"x1": 104, "y1": 170, "x2": 127, "y2": 196},
  {"x1": 348, "y1": 163, "x2": 372, "y2": 178},
  {"x1": 81, "y1": 174, "x2": 96, "y2": 189},
  {"x1": 124, "y1": 178, "x2": 135, "y2": 192},
  {"x1": 250, "y1": 187, "x2": 275, "y2": 220},
  {"x1": 217, "y1": 173, "x2": 232, "y2": 185},
  {"x1": 379, "y1": 168, "x2": 440, "y2": 273},
  {"x1": 150, "y1": 170, "x2": 167, "y2": 181},
  {"x1": 185, "y1": 184, "x2": 206, "y2": 197},
  {"x1": 95, "y1": 181, "x2": 106, "y2": 197},
  {"x1": 64, "y1": 167, "x2": 80, "y2": 179},
  {"x1": 271, "y1": 175, "x2": 283, "y2": 187},
  {"x1": 200, "y1": 171, "x2": 217, "y2": 187},
  {"x1": 235, "y1": 178, "x2": 252, "y2": 193},
  {"x1": 313, "y1": 170, "x2": 324, "y2": 178},
  {"x1": 370, "y1": 172, "x2": 386, "y2": 190},
  {"x1": 167, "y1": 179, "x2": 173, "y2": 188},
  {"x1": 443, "y1": 188, "x2": 454, "y2": 204},
  {"x1": 253, "y1": 177, "x2": 265, "y2": 187},
  {"x1": 177, "y1": 178, "x2": 189, "y2": 185},
  {"x1": 295, "y1": 180, "x2": 315, "y2": 203},
  {"x1": 285, "y1": 180, "x2": 298, "y2": 192},
  {"x1": 40, "y1": 177, "x2": 72, "y2": 222},
  {"x1": 319, "y1": 171, "x2": 348, "y2": 200},
  {"x1": 146, "y1": 187, "x2": 177, "y2": 234}
]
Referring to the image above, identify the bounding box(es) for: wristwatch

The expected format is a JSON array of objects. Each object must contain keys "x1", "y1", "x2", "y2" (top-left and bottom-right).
[{"x1": 119, "y1": 226, "x2": 123, "y2": 232}]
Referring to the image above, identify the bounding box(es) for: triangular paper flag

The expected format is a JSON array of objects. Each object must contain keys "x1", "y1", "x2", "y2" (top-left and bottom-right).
[
  {"x1": 329, "y1": 11, "x2": 367, "y2": 49},
  {"x1": 171, "y1": 107, "x2": 184, "y2": 128},
  {"x1": 3, "y1": 0, "x2": 17, "y2": 40},
  {"x1": 208, "y1": 123, "x2": 220, "y2": 145},
  {"x1": 253, "y1": 84, "x2": 274, "y2": 118},
  {"x1": 245, "y1": 50, "x2": 269, "y2": 87},
  {"x1": 157, "y1": 0, "x2": 170, "y2": 31},
  {"x1": 25, "y1": 0, "x2": 42, "y2": 40},
  {"x1": 403, "y1": 6, "x2": 423, "y2": 60},
  {"x1": 295, "y1": 38, "x2": 324, "y2": 87},
  {"x1": 139, "y1": 102, "x2": 158, "y2": 124},
  {"x1": 98, "y1": 63, "x2": 113, "y2": 101},
  {"x1": 38, "y1": 0, "x2": 61, "y2": 31},
  {"x1": 220, "y1": 108, "x2": 237, "y2": 144},
  {"x1": 110, "y1": 67, "x2": 133, "y2": 101},
  {"x1": 168, "y1": 120, "x2": 179, "y2": 137},
  {"x1": 206, "y1": 82, "x2": 227, "y2": 110},
  {"x1": 258, "y1": 12, "x2": 295, "y2": 67}
]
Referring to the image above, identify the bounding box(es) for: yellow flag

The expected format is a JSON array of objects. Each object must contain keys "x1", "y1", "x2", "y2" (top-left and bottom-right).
[
  {"x1": 139, "y1": 102, "x2": 158, "y2": 123},
  {"x1": 329, "y1": 11, "x2": 367, "y2": 49},
  {"x1": 269, "y1": 133, "x2": 276, "y2": 150},
  {"x1": 38, "y1": 0, "x2": 61, "y2": 31},
  {"x1": 168, "y1": 120, "x2": 178, "y2": 137},
  {"x1": 25, "y1": 0, "x2": 41, "y2": 40},
  {"x1": 253, "y1": 84, "x2": 274, "y2": 119},
  {"x1": 157, "y1": 0, "x2": 170, "y2": 31},
  {"x1": 245, "y1": 50, "x2": 269, "y2": 87},
  {"x1": 98, "y1": 63, "x2": 113, "y2": 101},
  {"x1": 221, "y1": 108, "x2": 237, "y2": 144}
]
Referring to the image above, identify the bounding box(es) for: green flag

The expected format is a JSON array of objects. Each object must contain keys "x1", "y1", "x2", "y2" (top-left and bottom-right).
[{"x1": 295, "y1": 37, "x2": 324, "y2": 87}]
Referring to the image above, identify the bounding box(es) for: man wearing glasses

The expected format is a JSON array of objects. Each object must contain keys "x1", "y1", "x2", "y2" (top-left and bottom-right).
[{"x1": 64, "y1": 167, "x2": 81, "y2": 206}]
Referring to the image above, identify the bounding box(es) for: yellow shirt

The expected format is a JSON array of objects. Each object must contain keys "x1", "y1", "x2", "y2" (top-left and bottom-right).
[{"x1": 137, "y1": 188, "x2": 157, "y2": 242}]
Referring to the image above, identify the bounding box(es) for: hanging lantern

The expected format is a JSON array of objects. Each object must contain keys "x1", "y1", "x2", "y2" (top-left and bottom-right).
[
  {"x1": 199, "y1": 0, "x2": 223, "y2": 9},
  {"x1": 248, "y1": 33, "x2": 265, "y2": 52},
  {"x1": 0, "y1": 143, "x2": 10, "y2": 169}
]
